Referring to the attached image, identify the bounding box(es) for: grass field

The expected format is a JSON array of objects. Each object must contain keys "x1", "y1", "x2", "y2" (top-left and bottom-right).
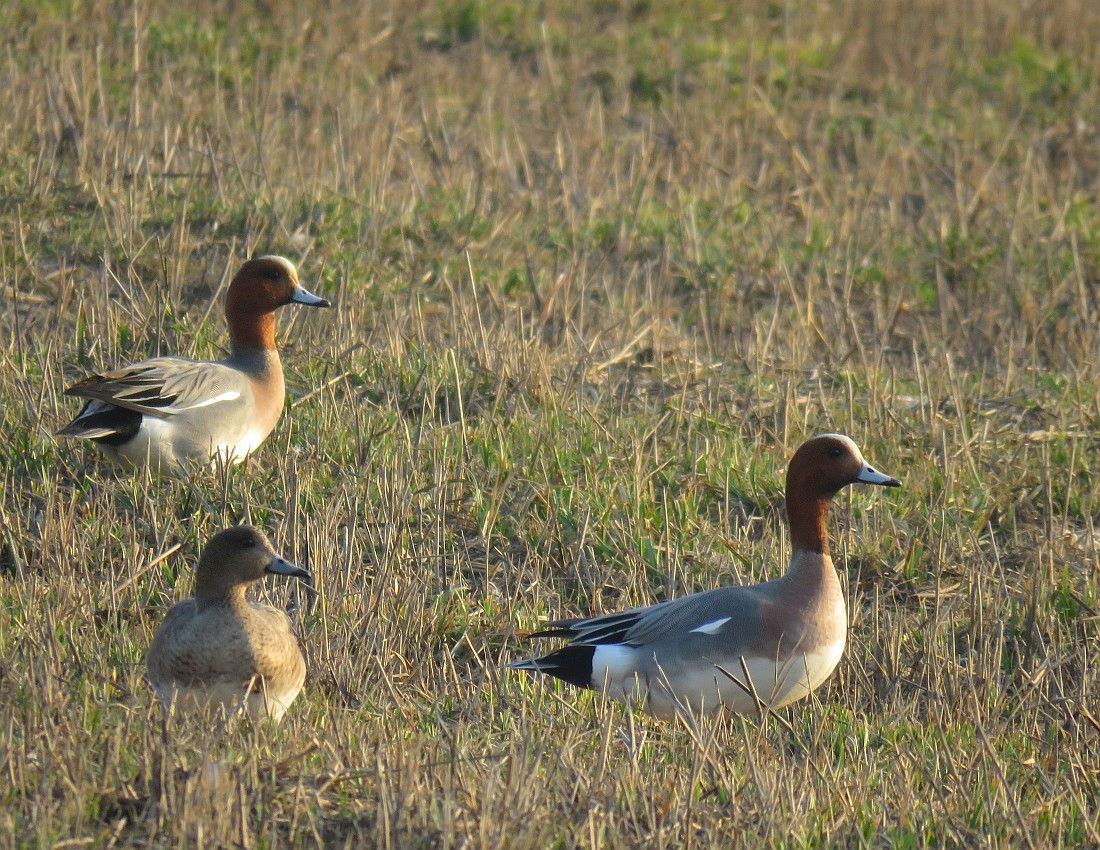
[{"x1": 1, "y1": 0, "x2": 1099, "y2": 846}]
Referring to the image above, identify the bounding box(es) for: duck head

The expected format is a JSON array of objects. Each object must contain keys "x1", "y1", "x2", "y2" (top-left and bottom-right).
[
  {"x1": 193, "y1": 525, "x2": 310, "y2": 605},
  {"x1": 785, "y1": 433, "x2": 900, "y2": 553},
  {"x1": 225, "y1": 255, "x2": 329, "y2": 351}
]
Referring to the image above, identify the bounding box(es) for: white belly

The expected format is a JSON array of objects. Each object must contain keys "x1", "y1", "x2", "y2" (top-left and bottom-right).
[
  {"x1": 154, "y1": 679, "x2": 302, "y2": 722},
  {"x1": 214, "y1": 427, "x2": 266, "y2": 465},
  {"x1": 113, "y1": 417, "x2": 178, "y2": 467},
  {"x1": 594, "y1": 638, "x2": 846, "y2": 718},
  {"x1": 112, "y1": 419, "x2": 263, "y2": 468}
]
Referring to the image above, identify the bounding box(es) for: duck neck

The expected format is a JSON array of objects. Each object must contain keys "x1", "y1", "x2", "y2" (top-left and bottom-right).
[
  {"x1": 226, "y1": 342, "x2": 283, "y2": 378},
  {"x1": 227, "y1": 308, "x2": 277, "y2": 359},
  {"x1": 194, "y1": 579, "x2": 248, "y2": 611},
  {"x1": 784, "y1": 547, "x2": 837, "y2": 589},
  {"x1": 786, "y1": 491, "x2": 831, "y2": 556},
  {"x1": 226, "y1": 313, "x2": 283, "y2": 382}
]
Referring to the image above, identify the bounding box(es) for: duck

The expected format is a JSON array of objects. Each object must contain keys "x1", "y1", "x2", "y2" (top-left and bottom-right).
[
  {"x1": 146, "y1": 525, "x2": 309, "y2": 722},
  {"x1": 57, "y1": 255, "x2": 329, "y2": 468},
  {"x1": 509, "y1": 433, "x2": 901, "y2": 718}
]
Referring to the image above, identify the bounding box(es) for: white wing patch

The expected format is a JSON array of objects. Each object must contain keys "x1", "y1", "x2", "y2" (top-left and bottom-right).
[
  {"x1": 162, "y1": 389, "x2": 241, "y2": 413},
  {"x1": 690, "y1": 616, "x2": 731, "y2": 635}
]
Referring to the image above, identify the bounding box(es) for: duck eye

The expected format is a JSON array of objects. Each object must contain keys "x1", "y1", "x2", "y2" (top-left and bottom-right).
[
  {"x1": 828, "y1": 446, "x2": 843, "y2": 458},
  {"x1": 241, "y1": 537, "x2": 257, "y2": 548}
]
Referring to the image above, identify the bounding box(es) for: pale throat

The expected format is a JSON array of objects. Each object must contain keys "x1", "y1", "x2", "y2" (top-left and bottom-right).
[{"x1": 784, "y1": 547, "x2": 837, "y2": 587}]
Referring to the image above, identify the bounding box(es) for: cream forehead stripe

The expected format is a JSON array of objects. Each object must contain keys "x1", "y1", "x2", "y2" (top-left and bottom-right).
[
  {"x1": 256, "y1": 255, "x2": 298, "y2": 281},
  {"x1": 815, "y1": 432, "x2": 864, "y2": 461}
]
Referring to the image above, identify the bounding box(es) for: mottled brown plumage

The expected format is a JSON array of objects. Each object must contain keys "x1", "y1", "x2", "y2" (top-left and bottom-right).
[{"x1": 147, "y1": 526, "x2": 310, "y2": 722}]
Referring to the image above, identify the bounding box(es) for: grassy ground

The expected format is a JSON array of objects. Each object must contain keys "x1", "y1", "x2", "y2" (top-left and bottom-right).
[{"x1": 1, "y1": 0, "x2": 1099, "y2": 846}]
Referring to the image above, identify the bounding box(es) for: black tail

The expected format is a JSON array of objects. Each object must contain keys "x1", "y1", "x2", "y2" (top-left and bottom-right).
[
  {"x1": 509, "y1": 645, "x2": 595, "y2": 689},
  {"x1": 57, "y1": 401, "x2": 142, "y2": 446}
]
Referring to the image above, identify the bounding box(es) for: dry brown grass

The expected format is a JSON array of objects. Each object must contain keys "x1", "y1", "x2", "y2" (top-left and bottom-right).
[{"x1": 1, "y1": 0, "x2": 1099, "y2": 846}]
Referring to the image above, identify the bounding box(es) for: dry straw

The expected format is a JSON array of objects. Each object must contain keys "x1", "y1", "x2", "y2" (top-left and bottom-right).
[{"x1": 1, "y1": 0, "x2": 1098, "y2": 846}]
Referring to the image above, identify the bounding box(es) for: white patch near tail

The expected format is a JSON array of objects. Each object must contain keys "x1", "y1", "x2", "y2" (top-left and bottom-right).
[
  {"x1": 591, "y1": 644, "x2": 638, "y2": 690},
  {"x1": 114, "y1": 416, "x2": 175, "y2": 467}
]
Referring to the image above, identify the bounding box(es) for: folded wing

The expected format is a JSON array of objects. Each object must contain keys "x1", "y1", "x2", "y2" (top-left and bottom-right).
[{"x1": 63, "y1": 358, "x2": 244, "y2": 417}]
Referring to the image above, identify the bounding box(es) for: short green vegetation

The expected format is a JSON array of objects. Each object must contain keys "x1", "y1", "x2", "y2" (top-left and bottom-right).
[{"x1": 0, "y1": 0, "x2": 1097, "y2": 846}]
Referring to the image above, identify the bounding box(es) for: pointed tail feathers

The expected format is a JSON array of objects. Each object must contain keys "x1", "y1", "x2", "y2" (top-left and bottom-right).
[
  {"x1": 509, "y1": 645, "x2": 595, "y2": 689},
  {"x1": 56, "y1": 400, "x2": 141, "y2": 445}
]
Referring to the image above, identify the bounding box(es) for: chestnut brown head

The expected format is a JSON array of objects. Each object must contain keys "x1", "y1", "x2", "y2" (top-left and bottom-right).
[
  {"x1": 223, "y1": 256, "x2": 329, "y2": 351},
  {"x1": 786, "y1": 433, "x2": 900, "y2": 499},
  {"x1": 225, "y1": 255, "x2": 328, "y2": 315},
  {"x1": 783, "y1": 434, "x2": 900, "y2": 553}
]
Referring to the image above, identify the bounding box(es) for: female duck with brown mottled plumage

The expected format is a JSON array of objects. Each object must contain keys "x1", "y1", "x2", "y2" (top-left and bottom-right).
[{"x1": 147, "y1": 526, "x2": 309, "y2": 722}]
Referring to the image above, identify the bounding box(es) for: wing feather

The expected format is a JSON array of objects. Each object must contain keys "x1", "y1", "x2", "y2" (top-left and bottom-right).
[
  {"x1": 527, "y1": 587, "x2": 766, "y2": 649},
  {"x1": 65, "y1": 358, "x2": 244, "y2": 417}
]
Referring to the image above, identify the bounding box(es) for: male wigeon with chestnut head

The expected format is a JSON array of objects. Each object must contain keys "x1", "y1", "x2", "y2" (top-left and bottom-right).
[
  {"x1": 57, "y1": 255, "x2": 329, "y2": 469},
  {"x1": 147, "y1": 525, "x2": 309, "y2": 722},
  {"x1": 510, "y1": 434, "x2": 900, "y2": 718}
]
